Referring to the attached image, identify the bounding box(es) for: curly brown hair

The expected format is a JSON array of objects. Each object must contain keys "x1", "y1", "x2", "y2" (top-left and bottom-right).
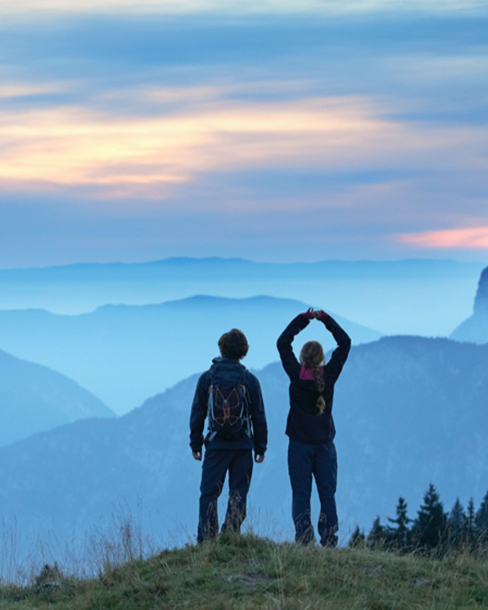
[
  {"x1": 300, "y1": 340, "x2": 326, "y2": 414},
  {"x1": 218, "y1": 328, "x2": 249, "y2": 360}
]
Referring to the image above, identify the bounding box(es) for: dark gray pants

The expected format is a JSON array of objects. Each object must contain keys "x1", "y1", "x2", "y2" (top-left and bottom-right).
[
  {"x1": 288, "y1": 439, "x2": 338, "y2": 545},
  {"x1": 198, "y1": 448, "x2": 253, "y2": 543}
]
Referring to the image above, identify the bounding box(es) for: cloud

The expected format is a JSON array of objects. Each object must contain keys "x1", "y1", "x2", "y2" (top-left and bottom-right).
[
  {"x1": 0, "y1": 83, "x2": 65, "y2": 99},
  {"x1": 398, "y1": 227, "x2": 488, "y2": 250},
  {"x1": 1, "y1": 82, "x2": 487, "y2": 206},
  {"x1": 0, "y1": 91, "x2": 399, "y2": 197},
  {"x1": 0, "y1": 5, "x2": 487, "y2": 264}
]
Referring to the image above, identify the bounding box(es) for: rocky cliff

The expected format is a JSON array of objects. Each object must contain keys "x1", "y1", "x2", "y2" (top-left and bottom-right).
[
  {"x1": 451, "y1": 265, "x2": 488, "y2": 344},
  {"x1": 474, "y1": 266, "x2": 488, "y2": 315}
]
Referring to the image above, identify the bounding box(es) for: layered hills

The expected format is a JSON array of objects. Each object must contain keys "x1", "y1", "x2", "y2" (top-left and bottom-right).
[
  {"x1": 0, "y1": 296, "x2": 380, "y2": 413},
  {"x1": 0, "y1": 348, "x2": 113, "y2": 446},
  {"x1": 0, "y1": 257, "x2": 483, "y2": 336},
  {"x1": 0, "y1": 334, "x2": 486, "y2": 555}
]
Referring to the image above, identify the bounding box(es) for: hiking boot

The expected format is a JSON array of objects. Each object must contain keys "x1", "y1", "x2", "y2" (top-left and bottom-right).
[{"x1": 320, "y1": 534, "x2": 338, "y2": 548}]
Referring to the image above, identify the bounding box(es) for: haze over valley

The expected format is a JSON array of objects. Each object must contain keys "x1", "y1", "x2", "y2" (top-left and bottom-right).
[
  {"x1": 0, "y1": 291, "x2": 380, "y2": 414},
  {"x1": 0, "y1": 260, "x2": 486, "y2": 569},
  {"x1": 1, "y1": 330, "x2": 487, "y2": 560},
  {"x1": 0, "y1": 258, "x2": 483, "y2": 336}
]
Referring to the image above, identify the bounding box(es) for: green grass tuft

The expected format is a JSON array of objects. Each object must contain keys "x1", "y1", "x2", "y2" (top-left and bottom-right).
[{"x1": 1, "y1": 534, "x2": 488, "y2": 609}]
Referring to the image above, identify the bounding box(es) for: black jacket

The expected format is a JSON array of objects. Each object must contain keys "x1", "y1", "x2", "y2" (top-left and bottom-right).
[
  {"x1": 189, "y1": 357, "x2": 268, "y2": 454},
  {"x1": 277, "y1": 313, "x2": 351, "y2": 444}
]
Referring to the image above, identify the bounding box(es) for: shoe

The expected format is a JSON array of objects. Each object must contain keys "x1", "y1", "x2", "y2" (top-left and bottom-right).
[
  {"x1": 320, "y1": 534, "x2": 338, "y2": 548},
  {"x1": 296, "y1": 526, "x2": 315, "y2": 545}
]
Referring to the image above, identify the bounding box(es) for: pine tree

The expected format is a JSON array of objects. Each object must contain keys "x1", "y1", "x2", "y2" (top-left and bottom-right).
[
  {"x1": 463, "y1": 497, "x2": 477, "y2": 549},
  {"x1": 386, "y1": 496, "x2": 411, "y2": 550},
  {"x1": 348, "y1": 525, "x2": 366, "y2": 548},
  {"x1": 475, "y1": 492, "x2": 488, "y2": 543},
  {"x1": 447, "y1": 498, "x2": 465, "y2": 549},
  {"x1": 367, "y1": 516, "x2": 387, "y2": 549},
  {"x1": 412, "y1": 483, "x2": 447, "y2": 552}
]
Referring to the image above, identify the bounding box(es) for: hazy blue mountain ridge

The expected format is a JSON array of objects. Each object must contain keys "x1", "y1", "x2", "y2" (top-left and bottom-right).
[
  {"x1": 0, "y1": 335, "x2": 486, "y2": 556},
  {"x1": 0, "y1": 257, "x2": 483, "y2": 335},
  {"x1": 0, "y1": 348, "x2": 113, "y2": 447},
  {"x1": 0, "y1": 257, "x2": 481, "y2": 282},
  {"x1": 451, "y1": 265, "x2": 488, "y2": 344},
  {"x1": 0, "y1": 295, "x2": 380, "y2": 414}
]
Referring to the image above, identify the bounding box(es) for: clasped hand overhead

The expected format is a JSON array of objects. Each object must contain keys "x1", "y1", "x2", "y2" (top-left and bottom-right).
[{"x1": 303, "y1": 307, "x2": 327, "y2": 321}]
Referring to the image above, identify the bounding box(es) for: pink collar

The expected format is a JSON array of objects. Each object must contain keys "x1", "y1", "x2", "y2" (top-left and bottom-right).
[{"x1": 300, "y1": 366, "x2": 323, "y2": 380}]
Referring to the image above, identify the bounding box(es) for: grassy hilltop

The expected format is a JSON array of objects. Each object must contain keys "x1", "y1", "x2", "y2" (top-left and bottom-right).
[{"x1": 1, "y1": 535, "x2": 488, "y2": 610}]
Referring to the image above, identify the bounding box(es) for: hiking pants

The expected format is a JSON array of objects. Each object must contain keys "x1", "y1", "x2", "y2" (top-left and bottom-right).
[
  {"x1": 288, "y1": 439, "x2": 338, "y2": 545},
  {"x1": 198, "y1": 448, "x2": 253, "y2": 543}
]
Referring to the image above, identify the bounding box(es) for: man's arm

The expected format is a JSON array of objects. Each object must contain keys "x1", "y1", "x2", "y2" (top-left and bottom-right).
[
  {"x1": 247, "y1": 374, "x2": 268, "y2": 461},
  {"x1": 189, "y1": 372, "x2": 210, "y2": 459}
]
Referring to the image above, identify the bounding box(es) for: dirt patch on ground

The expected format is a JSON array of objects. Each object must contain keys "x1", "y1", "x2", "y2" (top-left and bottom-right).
[{"x1": 237, "y1": 572, "x2": 273, "y2": 588}]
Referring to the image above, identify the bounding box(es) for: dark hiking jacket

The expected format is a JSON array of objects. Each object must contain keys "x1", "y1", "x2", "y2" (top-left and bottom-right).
[
  {"x1": 189, "y1": 357, "x2": 268, "y2": 454},
  {"x1": 277, "y1": 313, "x2": 351, "y2": 444}
]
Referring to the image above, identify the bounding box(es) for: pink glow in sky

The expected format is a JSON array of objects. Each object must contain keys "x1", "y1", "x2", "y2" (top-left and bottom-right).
[{"x1": 400, "y1": 227, "x2": 488, "y2": 250}]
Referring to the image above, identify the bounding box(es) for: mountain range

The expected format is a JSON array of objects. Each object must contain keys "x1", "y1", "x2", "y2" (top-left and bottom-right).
[
  {"x1": 0, "y1": 334, "x2": 486, "y2": 562},
  {"x1": 0, "y1": 257, "x2": 484, "y2": 336},
  {"x1": 0, "y1": 348, "x2": 113, "y2": 446},
  {"x1": 0, "y1": 295, "x2": 380, "y2": 413}
]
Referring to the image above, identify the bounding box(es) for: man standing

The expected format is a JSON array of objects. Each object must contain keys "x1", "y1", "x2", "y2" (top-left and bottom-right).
[{"x1": 190, "y1": 328, "x2": 268, "y2": 543}]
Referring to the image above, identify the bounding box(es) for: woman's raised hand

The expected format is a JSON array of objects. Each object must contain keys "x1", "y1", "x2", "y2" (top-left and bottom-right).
[
  {"x1": 303, "y1": 308, "x2": 328, "y2": 320},
  {"x1": 313, "y1": 309, "x2": 328, "y2": 321}
]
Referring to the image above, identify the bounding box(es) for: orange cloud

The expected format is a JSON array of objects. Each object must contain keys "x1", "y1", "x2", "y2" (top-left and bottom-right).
[
  {"x1": 1, "y1": 81, "x2": 486, "y2": 203},
  {"x1": 0, "y1": 90, "x2": 405, "y2": 198},
  {"x1": 399, "y1": 227, "x2": 488, "y2": 249}
]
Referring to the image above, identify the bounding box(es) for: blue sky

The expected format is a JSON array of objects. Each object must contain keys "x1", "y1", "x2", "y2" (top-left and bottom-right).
[{"x1": 1, "y1": 1, "x2": 487, "y2": 266}]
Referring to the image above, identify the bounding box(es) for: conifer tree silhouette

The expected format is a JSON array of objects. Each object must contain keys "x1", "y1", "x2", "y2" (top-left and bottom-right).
[
  {"x1": 476, "y1": 492, "x2": 488, "y2": 543},
  {"x1": 464, "y1": 497, "x2": 477, "y2": 550},
  {"x1": 447, "y1": 498, "x2": 465, "y2": 549},
  {"x1": 412, "y1": 483, "x2": 447, "y2": 552},
  {"x1": 367, "y1": 516, "x2": 387, "y2": 549},
  {"x1": 348, "y1": 525, "x2": 366, "y2": 548},
  {"x1": 387, "y1": 496, "x2": 411, "y2": 550},
  {"x1": 353, "y1": 486, "x2": 488, "y2": 557}
]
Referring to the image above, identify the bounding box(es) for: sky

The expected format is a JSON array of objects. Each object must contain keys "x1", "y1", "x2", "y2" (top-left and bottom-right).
[{"x1": 1, "y1": 0, "x2": 487, "y2": 266}]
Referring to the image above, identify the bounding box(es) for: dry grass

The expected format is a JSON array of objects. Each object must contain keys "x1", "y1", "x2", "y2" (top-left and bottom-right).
[{"x1": 0, "y1": 533, "x2": 487, "y2": 609}]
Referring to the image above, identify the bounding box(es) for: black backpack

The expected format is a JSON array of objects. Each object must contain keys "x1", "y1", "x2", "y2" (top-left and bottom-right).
[{"x1": 207, "y1": 377, "x2": 250, "y2": 441}]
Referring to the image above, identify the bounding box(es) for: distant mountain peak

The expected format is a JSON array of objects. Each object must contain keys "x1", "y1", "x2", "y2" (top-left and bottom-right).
[
  {"x1": 93, "y1": 294, "x2": 306, "y2": 313},
  {"x1": 474, "y1": 266, "x2": 488, "y2": 315},
  {"x1": 0, "y1": 348, "x2": 114, "y2": 447},
  {"x1": 149, "y1": 256, "x2": 252, "y2": 265},
  {"x1": 450, "y1": 264, "x2": 488, "y2": 344},
  {"x1": 166, "y1": 294, "x2": 305, "y2": 307}
]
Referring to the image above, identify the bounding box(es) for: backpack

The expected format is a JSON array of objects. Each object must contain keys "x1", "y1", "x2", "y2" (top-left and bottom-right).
[{"x1": 207, "y1": 377, "x2": 250, "y2": 441}]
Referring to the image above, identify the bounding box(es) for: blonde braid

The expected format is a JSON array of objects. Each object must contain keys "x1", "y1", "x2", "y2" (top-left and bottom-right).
[
  {"x1": 300, "y1": 340, "x2": 326, "y2": 415},
  {"x1": 311, "y1": 361, "x2": 326, "y2": 414}
]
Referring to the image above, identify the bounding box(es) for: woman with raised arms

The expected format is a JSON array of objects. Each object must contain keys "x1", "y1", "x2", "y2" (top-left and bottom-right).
[{"x1": 277, "y1": 307, "x2": 351, "y2": 547}]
